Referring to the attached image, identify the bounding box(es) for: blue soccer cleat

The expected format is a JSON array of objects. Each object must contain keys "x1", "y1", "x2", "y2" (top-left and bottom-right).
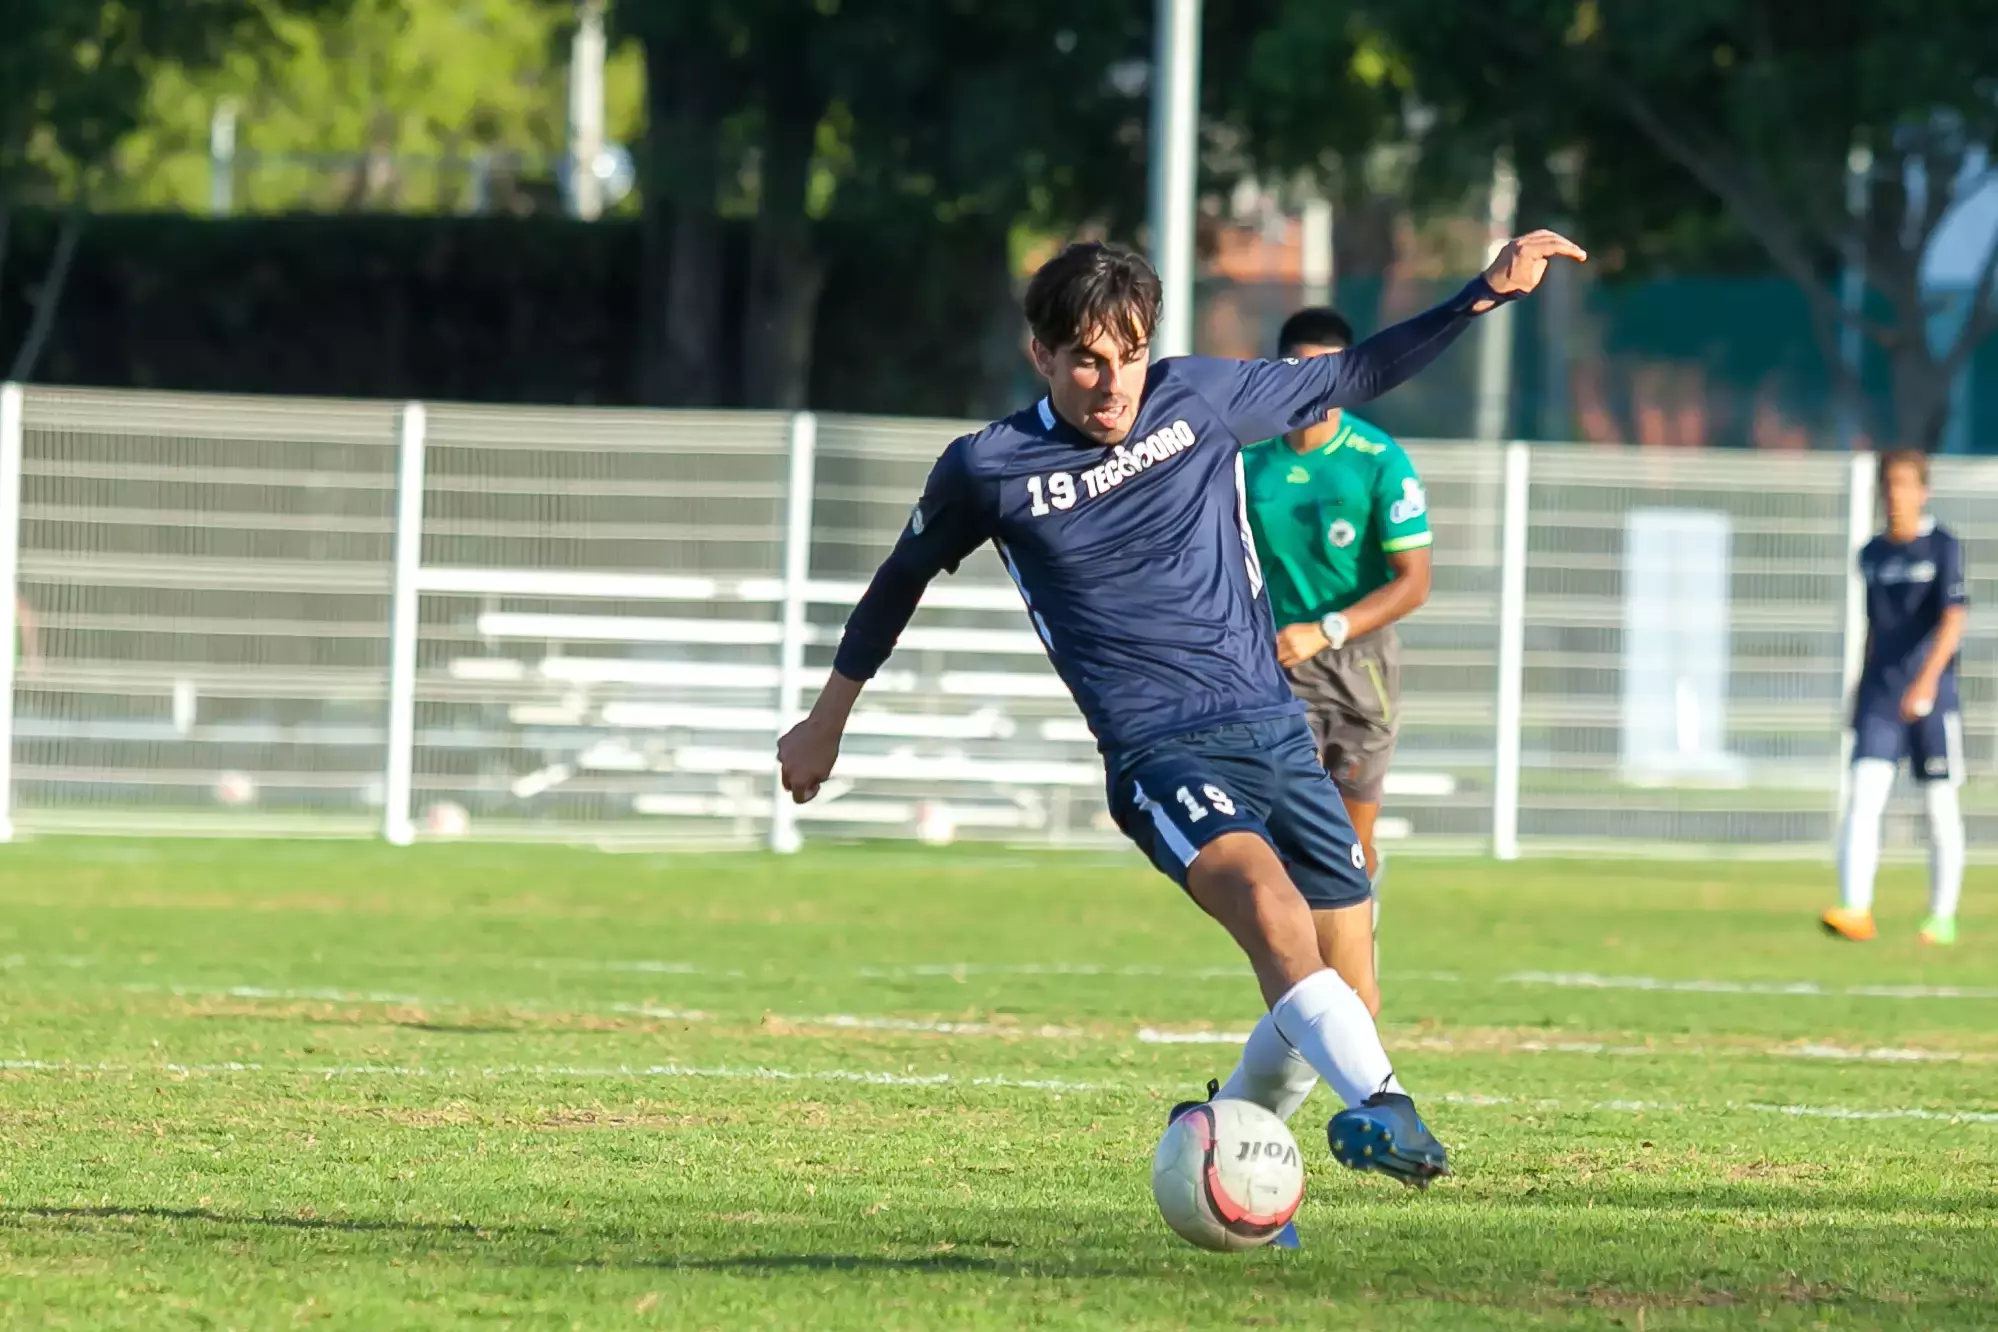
[{"x1": 1328, "y1": 1091, "x2": 1449, "y2": 1189}]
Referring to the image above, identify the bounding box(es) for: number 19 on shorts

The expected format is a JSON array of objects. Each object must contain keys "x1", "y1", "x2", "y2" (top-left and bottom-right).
[{"x1": 1176, "y1": 784, "x2": 1235, "y2": 821}]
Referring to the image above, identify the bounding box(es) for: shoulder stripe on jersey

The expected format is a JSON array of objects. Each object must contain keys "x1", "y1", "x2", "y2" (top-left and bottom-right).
[
  {"x1": 1382, "y1": 532, "x2": 1434, "y2": 553},
  {"x1": 1231, "y1": 453, "x2": 1266, "y2": 597},
  {"x1": 1036, "y1": 398, "x2": 1056, "y2": 431}
]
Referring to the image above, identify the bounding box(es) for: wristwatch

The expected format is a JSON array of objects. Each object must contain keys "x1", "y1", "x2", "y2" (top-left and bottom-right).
[{"x1": 1319, "y1": 612, "x2": 1350, "y2": 651}]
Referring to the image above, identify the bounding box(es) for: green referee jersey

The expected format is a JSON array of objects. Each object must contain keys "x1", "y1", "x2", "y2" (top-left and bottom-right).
[{"x1": 1242, "y1": 412, "x2": 1432, "y2": 627}]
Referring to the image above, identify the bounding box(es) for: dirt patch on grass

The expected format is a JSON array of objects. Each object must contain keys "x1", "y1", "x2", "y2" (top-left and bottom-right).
[
  {"x1": 336, "y1": 1101, "x2": 718, "y2": 1131},
  {"x1": 534, "y1": 1108, "x2": 715, "y2": 1130},
  {"x1": 1724, "y1": 1160, "x2": 1830, "y2": 1184},
  {"x1": 161, "y1": 996, "x2": 704, "y2": 1037},
  {"x1": 342, "y1": 1104, "x2": 487, "y2": 1128}
]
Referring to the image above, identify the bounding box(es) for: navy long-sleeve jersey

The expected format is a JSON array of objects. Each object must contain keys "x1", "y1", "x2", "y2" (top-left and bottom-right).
[
  {"x1": 1857, "y1": 518, "x2": 1968, "y2": 710},
  {"x1": 832, "y1": 277, "x2": 1506, "y2": 754}
]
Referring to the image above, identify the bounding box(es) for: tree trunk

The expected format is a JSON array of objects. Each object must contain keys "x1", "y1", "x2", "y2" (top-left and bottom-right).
[
  {"x1": 741, "y1": 94, "x2": 827, "y2": 410},
  {"x1": 0, "y1": 201, "x2": 11, "y2": 351},
  {"x1": 974, "y1": 228, "x2": 1027, "y2": 419},
  {"x1": 742, "y1": 218, "x2": 826, "y2": 409},
  {"x1": 637, "y1": 36, "x2": 727, "y2": 406},
  {"x1": 664, "y1": 206, "x2": 726, "y2": 406},
  {"x1": 9, "y1": 205, "x2": 82, "y2": 383},
  {"x1": 1888, "y1": 339, "x2": 1952, "y2": 452}
]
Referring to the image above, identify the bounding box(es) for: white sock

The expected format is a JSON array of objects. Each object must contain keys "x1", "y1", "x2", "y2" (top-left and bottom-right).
[
  {"x1": 1269, "y1": 968, "x2": 1404, "y2": 1109},
  {"x1": 1926, "y1": 779, "x2": 1965, "y2": 920},
  {"x1": 1839, "y1": 759, "x2": 1894, "y2": 913},
  {"x1": 1217, "y1": 1011, "x2": 1319, "y2": 1121}
]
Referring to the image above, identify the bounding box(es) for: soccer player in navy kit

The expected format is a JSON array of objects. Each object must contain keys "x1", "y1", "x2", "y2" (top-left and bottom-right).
[
  {"x1": 779, "y1": 230, "x2": 1585, "y2": 1194},
  {"x1": 1823, "y1": 450, "x2": 1970, "y2": 947}
]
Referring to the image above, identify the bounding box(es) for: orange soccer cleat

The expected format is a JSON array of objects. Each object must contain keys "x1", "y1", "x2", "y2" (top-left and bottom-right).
[{"x1": 1819, "y1": 907, "x2": 1877, "y2": 941}]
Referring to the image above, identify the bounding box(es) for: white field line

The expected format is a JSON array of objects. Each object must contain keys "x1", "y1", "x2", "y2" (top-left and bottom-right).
[
  {"x1": 80, "y1": 981, "x2": 1998, "y2": 1063},
  {"x1": 780, "y1": 1014, "x2": 1084, "y2": 1038},
  {"x1": 16, "y1": 953, "x2": 1998, "y2": 1001},
  {"x1": 1497, "y1": 970, "x2": 1998, "y2": 1001},
  {"x1": 556, "y1": 960, "x2": 1998, "y2": 1001},
  {"x1": 124, "y1": 983, "x2": 1075, "y2": 1040},
  {"x1": 0, "y1": 1057, "x2": 1100, "y2": 1092},
  {"x1": 1136, "y1": 1028, "x2": 1989, "y2": 1064},
  {"x1": 2, "y1": 1056, "x2": 1994, "y2": 1126}
]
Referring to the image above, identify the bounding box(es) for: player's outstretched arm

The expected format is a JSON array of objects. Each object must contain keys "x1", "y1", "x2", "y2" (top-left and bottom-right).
[
  {"x1": 776, "y1": 437, "x2": 989, "y2": 803},
  {"x1": 1196, "y1": 230, "x2": 1586, "y2": 445}
]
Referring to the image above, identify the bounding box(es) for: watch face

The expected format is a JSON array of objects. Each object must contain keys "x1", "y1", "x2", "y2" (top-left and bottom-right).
[{"x1": 1328, "y1": 518, "x2": 1357, "y2": 549}]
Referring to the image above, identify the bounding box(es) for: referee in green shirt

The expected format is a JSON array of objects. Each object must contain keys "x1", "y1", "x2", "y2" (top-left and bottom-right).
[{"x1": 1242, "y1": 308, "x2": 1433, "y2": 1010}]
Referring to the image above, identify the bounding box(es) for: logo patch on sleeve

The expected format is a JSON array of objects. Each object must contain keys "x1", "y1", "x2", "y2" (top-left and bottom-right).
[
  {"x1": 909, "y1": 503, "x2": 926, "y2": 536},
  {"x1": 1388, "y1": 478, "x2": 1427, "y2": 524}
]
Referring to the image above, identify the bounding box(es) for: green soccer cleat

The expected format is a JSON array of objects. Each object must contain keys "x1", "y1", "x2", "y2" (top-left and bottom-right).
[{"x1": 1918, "y1": 915, "x2": 1958, "y2": 947}]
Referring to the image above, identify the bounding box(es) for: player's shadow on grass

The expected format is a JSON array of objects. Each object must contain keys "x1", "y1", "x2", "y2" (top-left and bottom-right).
[
  {"x1": 5, "y1": 1209, "x2": 1101, "y2": 1276},
  {"x1": 4, "y1": 1205, "x2": 561, "y2": 1238},
  {"x1": 184, "y1": 1013, "x2": 521, "y2": 1036},
  {"x1": 667, "y1": 1254, "x2": 1047, "y2": 1275},
  {"x1": 1497, "y1": 1184, "x2": 1998, "y2": 1215}
]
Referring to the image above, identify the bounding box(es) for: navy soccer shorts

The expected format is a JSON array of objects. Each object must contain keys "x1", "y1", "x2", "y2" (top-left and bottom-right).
[
  {"x1": 1105, "y1": 715, "x2": 1372, "y2": 910},
  {"x1": 1853, "y1": 701, "x2": 1964, "y2": 784}
]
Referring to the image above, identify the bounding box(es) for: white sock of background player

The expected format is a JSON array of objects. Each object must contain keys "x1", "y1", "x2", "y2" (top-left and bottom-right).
[
  {"x1": 1839, "y1": 758, "x2": 1895, "y2": 913},
  {"x1": 1222, "y1": 969, "x2": 1404, "y2": 1115},
  {"x1": 1926, "y1": 779, "x2": 1965, "y2": 920}
]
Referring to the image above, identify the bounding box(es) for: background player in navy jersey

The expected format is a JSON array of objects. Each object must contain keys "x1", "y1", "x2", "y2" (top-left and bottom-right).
[
  {"x1": 1824, "y1": 450, "x2": 1970, "y2": 947},
  {"x1": 778, "y1": 229, "x2": 1584, "y2": 1198}
]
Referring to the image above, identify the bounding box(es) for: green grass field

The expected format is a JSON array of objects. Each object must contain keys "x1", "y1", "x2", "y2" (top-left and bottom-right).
[{"x1": 0, "y1": 839, "x2": 1992, "y2": 1330}]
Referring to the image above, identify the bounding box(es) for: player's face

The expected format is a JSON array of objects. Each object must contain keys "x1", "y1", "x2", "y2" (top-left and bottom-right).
[
  {"x1": 1883, "y1": 460, "x2": 1928, "y2": 535},
  {"x1": 1032, "y1": 324, "x2": 1150, "y2": 445}
]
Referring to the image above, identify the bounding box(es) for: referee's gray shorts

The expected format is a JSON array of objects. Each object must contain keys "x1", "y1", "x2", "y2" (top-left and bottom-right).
[{"x1": 1285, "y1": 626, "x2": 1400, "y2": 805}]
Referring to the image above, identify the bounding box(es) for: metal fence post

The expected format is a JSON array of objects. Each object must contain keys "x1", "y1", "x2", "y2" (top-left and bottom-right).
[
  {"x1": 769, "y1": 411, "x2": 818, "y2": 854},
  {"x1": 382, "y1": 402, "x2": 427, "y2": 846},
  {"x1": 0, "y1": 384, "x2": 22, "y2": 842},
  {"x1": 1491, "y1": 441, "x2": 1531, "y2": 861},
  {"x1": 1834, "y1": 450, "x2": 1875, "y2": 838}
]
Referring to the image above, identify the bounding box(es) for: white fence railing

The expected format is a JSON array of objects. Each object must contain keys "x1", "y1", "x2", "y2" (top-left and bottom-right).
[{"x1": 2, "y1": 382, "x2": 1993, "y2": 856}]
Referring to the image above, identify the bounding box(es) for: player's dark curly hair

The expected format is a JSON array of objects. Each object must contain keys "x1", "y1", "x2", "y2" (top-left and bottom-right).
[
  {"x1": 1877, "y1": 447, "x2": 1929, "y2": 487},
  {"x1": 1023, "y1": 242, "x2": 1162, "y2": 357},
  {"x1": 1277, "y1": 307, "x2": 1355, "y2": 356}
]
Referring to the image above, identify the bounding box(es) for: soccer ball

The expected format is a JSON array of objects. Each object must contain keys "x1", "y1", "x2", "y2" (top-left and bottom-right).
[
  {"x1": 1151, "y1": 1098, "x2": 1304, "y2": 1251},
  {"x1": 422, "y1": 801, "x2": 471, "y2": 837},
  {"x1": 214, "y1": 771, "x2": 257, "y2": 806}
]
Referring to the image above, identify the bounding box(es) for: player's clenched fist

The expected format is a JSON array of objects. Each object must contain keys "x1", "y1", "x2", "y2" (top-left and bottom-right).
[
  {"x1": 1275, "y1": 621, "x2": 1332, "y2": 670},
  {"x1": 1482, "y1": 229, "x2": 1587, "y2": 297},
  {"x1": 777, "y1": 715, "x2": 840, "y2": 804}
]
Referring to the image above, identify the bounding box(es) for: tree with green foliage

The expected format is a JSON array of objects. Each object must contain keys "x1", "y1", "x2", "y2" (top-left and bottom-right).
[
  {"x1": 1239, "y1": 0, "x2": 1998, "y2": 449},
  {"x1": 111, "y1": 0, "x2": 646, "y2": 216},
  {"x1": 0, "y1": 0, "x2": 359, "y2": 379},
  {"x1": 617, "y1": 0, "x2": 1150, "y2": 409}
]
